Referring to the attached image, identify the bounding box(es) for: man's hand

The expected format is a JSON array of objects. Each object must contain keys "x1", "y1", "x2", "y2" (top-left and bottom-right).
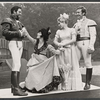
[
  {"x1": 87, "y1": 48, "x2": 94, "y2": 54},
  {"x1": 21, "y1": 27, "x2": 29, "y2": 37}
]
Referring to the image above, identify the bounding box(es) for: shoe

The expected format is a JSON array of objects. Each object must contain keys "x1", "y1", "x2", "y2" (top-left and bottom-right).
[
  {"x1": 84, "y1": 83, "x2": 90, "y2": 90},
  {"x1": 13, "y1": 88, "x2": 28, "y2": 96},
  {"x1": 11, "y1": 71, "x2": 28, "y2": 96},
  {"x1": 19, "y1": 86, "x2": 26, "y2": 92}
]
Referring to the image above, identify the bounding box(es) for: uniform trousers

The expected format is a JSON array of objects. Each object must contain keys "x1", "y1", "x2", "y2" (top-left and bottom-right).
[
  {"x1": 8, "y1": 40, "x2": 23, "y2": 71},
  {"x1": 76, "y1": 40, "x2": 92, "y2": 68}
]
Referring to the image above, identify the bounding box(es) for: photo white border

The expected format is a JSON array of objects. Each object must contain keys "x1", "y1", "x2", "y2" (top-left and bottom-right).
[{"x1": 0, "y1": 2, "x2": 100, "y2": 99}]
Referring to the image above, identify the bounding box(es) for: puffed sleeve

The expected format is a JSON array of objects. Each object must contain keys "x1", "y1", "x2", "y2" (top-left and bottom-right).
[
  {"x1": 88, "y1": 20, "x2": 97, "y2": 51},
  {"x1": 1, "y1": 18, "x2": 21, "y2": 40},
  {"x1": 1, "y1": 23, "x2": 21, "y2": 40},
  {"x1": 54, "y1": 30, "x2": 61, "y2": 46},
  {"x1": 55, "y1": 30, "x2": 60, "y2": 40},
  {"x1": 88, "y1": 20, "x2": 97, "y2": 27},
  {"x1": 1, "y1": 18, "x2": 12, "y2": 25},
  {"x1": 71, "y1": 28, "x2": 76, "y2": 35}
]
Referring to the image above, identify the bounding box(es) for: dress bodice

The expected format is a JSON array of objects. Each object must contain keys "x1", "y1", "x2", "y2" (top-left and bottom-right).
[
  {"x1": 33, "y1": 43, "x2": 57, "y2": 57},
  {"x1": 55, "y1": 28, "x2": 76, "y2": 47},
  {"x1": 34, "y1": 43, "x2": 48, "y2": 56}
]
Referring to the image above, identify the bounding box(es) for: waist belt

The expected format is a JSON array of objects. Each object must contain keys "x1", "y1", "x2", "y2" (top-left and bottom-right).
[
  {"x1": 34, "y1": 52, "x2": 46, "y2": 56},
  {"x1": 77, "y1": 37, "x2": 90, "y2": 41},
  {"x1": 11, "y1": 38, "x2": 22, "y2": 41}
]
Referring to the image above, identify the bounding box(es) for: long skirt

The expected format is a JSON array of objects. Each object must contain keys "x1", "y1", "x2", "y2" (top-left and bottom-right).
[
  {"x1": 24, "y1": 54, "x2": 61, "y2": 93},
  {"x1": 56, "y1": 44, "x2": 83, "y2": 90}
]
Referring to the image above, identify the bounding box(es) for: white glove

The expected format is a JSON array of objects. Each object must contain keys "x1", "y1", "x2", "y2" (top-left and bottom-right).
[
  {"x1": 21, "y1": 27, "x2": 29, "y2": 37},
  {"x1": 55, "y1": 50, "x2": 61, "y2": 55}
]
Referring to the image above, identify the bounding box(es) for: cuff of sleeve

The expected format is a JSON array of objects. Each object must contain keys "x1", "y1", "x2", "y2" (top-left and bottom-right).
[
  {"x1": 88, "y1": 45, "x2": 94, "y2": 51},
  {"x1": 18, "y1": 30, "x2": 23, "y2": 37}
]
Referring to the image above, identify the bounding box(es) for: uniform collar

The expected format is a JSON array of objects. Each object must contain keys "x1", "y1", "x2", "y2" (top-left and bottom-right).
[
  {"x1": 10, "y1": 14, "x2": 16, "y2": 21},
  {"x1": 79, "y1": 16, "x2": 87, "y2": 22}
]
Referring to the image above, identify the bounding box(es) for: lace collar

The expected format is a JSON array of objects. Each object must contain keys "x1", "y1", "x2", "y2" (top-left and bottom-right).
[{"x1": 34, "y1": 43, "x2": 47, "y2": 54}]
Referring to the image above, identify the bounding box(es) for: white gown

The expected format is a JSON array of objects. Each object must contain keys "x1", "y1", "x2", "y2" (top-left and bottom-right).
[{"x1": 55, "y1": 28, "x2": 83, "y2": 90}]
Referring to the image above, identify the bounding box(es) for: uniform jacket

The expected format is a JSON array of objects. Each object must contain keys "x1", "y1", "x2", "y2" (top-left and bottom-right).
[{"x1": 1, "y1": 15, "x2": 24, "y2": 41}]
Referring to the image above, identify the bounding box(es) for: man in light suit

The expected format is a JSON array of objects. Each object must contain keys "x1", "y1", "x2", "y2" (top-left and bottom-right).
[{"x1": 74, "y1": 6, "x2": 97, "y2": 90}]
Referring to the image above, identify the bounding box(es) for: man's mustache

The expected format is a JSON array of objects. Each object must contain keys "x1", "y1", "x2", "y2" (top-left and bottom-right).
[{"x1": 72, "y1": 12, "x2": 77, "y2": 15}]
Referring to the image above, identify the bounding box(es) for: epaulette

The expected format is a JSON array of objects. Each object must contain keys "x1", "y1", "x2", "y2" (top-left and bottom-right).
[{"x1": 1, "y1": 18, "x2": 12, "y2": 25}]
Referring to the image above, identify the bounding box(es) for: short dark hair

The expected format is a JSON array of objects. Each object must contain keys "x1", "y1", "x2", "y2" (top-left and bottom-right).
[
  {"x1": 77, "y1": 6, "x2": 87, "y2": 16},
  {"x1": 11, "y1": 6, "x2": 22, "y2": 14}
]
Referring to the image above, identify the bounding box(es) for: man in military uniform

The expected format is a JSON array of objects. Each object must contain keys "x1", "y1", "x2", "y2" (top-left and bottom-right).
[
  {"x1": 1, "y1": 6, "x2": 28, "y2": 96},
  {"x1": 74, "y1": 6, "x2": 97, "y2": 90}
]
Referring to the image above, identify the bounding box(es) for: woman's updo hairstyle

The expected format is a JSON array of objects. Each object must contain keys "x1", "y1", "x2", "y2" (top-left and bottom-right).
[
  {"x1": 38, "y1": 27, "x2": 51, "y2": 42},
  {"x1": 57, "y1": 13, "x2": 69, "y2": 24}
]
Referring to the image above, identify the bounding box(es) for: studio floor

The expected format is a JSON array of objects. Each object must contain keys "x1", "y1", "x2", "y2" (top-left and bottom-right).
[{"x1": 0, "y1": 59, "x2": 100, "y2": 99}]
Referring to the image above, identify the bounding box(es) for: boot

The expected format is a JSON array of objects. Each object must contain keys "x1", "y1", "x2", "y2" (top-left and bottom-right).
[
  {"x1": 84, "y1": 68, "x2": 92, "y2": 90},
  {"x1": 11, "y1": 71, "x2": 14, "y2": 93},
  {"x1": 11, "y1": 72, "x2": 20, "y2": 93},
  {"x1": 11, "y1": 84, "x2": 14, "y2": 93},
  {"x1": 11, "y1": 71, "x2": 28, "y2": 96},
  {"x1": 17, "y1": 72, "x2": 20, "y2": 86},
  {"x1": 11, "y1": 72, "x2": 21, "y2": 93},
  {"x1": 17, "y1": 72, "x2": 26, "y2": 92}
]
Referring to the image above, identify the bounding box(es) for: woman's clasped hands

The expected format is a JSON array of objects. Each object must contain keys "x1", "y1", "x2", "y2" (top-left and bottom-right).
[{"x1": 57, "y1": 43, "x2": 65, "y2": 52}]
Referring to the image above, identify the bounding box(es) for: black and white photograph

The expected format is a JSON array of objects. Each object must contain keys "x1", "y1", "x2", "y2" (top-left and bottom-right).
[{"x1": 0, "y1": 2, "x2": 100, "y2": 99}]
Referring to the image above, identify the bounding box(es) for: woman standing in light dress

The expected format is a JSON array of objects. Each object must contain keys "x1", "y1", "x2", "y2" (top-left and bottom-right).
[{"x1": 54, "y1": 13, "x2": 83, "y2": 91}]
